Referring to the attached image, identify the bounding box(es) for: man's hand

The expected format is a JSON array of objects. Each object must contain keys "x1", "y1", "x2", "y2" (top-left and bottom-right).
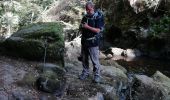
[
  {"x1": 82, "y1": 22, "x2": 89, "y2": 29},
  {"x1": 82, "y1": 22, "x2": 100, "y2": 33}
]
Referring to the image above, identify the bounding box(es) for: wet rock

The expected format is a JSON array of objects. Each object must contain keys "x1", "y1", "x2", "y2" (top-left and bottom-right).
[
  {"x1": 123, "y1": 49, "x2": 142, "y2": 58},
  {"x1": 111, "y1": 47, "x2": 124, "y2": 56},
  {"x1": 2, "y1": 22, "x2": 64, "y2": 61}
]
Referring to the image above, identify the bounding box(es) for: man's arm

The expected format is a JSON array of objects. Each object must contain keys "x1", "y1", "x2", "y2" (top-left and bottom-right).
[{"x1": 82, "y1": 23, "x2": 100, "y2": 33}]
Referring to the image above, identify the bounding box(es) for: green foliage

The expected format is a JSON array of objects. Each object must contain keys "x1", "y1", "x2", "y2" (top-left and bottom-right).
[
  {"x1": 149, "y1": 15, "x2": 170, "y2": 37},
  {"x1": 0, "y1": 0, "x2": 55, "y2": 37},
  {"x1": 32, "y1": 0, "x2": 54, "y2": 9}
]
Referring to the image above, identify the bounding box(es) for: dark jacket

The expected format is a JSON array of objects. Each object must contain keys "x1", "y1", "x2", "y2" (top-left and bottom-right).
[{"x1": 81, "y1": 11, "x2": 104, "y2": 47}]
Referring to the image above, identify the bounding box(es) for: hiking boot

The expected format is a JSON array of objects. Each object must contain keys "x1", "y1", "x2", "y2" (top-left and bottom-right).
[
  {"x1": 79, "y1": 73, "x2": 89, "y2": 80},
  {"x1": 93, "y1": 75, "x2": 101, "y2": 83}
]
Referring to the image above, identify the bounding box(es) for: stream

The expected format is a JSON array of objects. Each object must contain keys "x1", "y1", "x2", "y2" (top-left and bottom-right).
[{"x1": 115, "y1": 56, "x2": 170, "y2": 77}]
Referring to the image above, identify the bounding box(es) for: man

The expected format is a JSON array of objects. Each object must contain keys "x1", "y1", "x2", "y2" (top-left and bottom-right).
[{"x1": 79, "y1": 1, "x2": 104, "y2": 83}]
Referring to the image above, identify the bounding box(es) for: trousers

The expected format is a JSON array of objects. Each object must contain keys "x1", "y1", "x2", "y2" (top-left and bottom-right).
[{"x1": 81, "y1": 45, "x2": 101, "y2": 76}]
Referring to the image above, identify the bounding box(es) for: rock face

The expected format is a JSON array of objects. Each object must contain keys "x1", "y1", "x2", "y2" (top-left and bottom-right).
[{"x1": 2, "y1": 22, "x2": 64, "y2": 62}]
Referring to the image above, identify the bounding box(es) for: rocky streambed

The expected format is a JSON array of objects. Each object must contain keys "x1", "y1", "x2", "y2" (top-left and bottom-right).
[
  {"x1": 0, "y1": 50, "x2": 170, "y2": 100},
  {"x1": 64, "y1": 36, "x2": 170, "y2": 100}
]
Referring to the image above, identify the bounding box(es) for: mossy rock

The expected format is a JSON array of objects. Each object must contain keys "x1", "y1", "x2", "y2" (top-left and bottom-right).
[
  {"x1": 37, "y1": 63, "x2": 66, "y2": 75},
  {"x1": 17, "y1": 73, "x2": 37, "y2": 87},
  {"x1": 2, "y1": 22, "x2": 64, "y2": 61},
  {"x1": 12, "y1": 22, "x2": 64, "y2": 41},
  {"x1": 36, "y1": 70, "x2": 66, "y2": 93},
  {"x1": 40, "y1": 70, "x2": 59, "y2": 80},
  {"x1": 36, "y1": 76, "x2": 61, "y2": 93}
]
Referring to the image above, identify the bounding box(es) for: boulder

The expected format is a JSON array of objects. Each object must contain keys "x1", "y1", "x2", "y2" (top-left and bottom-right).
[
  {"x1": 2, "y1": 22, "x2": 64, "y2": 61},
  {"x1": 36, "y1": 76, "x2": 61, "y2": 93},
  {"x1": 101, "y1": 65, "x2": 127, "y2": 80},
  {"x1": 100, "y1": 59, "x2": 127, "y2": 74},
  {"x1": 99, "y1": 84, "x2": 119, "y2": 100},
  {"x1": 36, "y1": 63, "x2": 66, "y2": 95},
  {"x1": 132, "y1": 74, "x2": 163, "y2": 100},
  {"x1": 152, "y1": 71, "x2": 170, "y2": 100},
  {"x1": 123, "y1": 49, "x2": 141, "y2": 58},
  {"x1": 36, "y1": 70, "x2": 66, "y2": 94},
  {"x1": 106, "y1": 54, "x2": 113, "y2": 59},
  {"x1": 111, "y1": 47, "x2": 124, "y2": 56},
  {"x1": 132, "y1": 71, "x2": 170, "y2": 100}
]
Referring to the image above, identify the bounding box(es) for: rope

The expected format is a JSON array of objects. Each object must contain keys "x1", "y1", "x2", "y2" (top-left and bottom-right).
[{"x1": 43, "y1": 37, "x2": 48, "y2": 72}]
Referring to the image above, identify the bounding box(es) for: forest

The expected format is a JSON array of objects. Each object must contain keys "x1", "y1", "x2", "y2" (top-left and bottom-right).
[{"x1": 0, "y1": 0, "x2": 170, "y2": 100}]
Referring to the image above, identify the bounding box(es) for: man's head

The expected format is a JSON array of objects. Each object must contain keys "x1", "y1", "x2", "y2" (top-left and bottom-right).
[{"x1": 85, "y1": 1, "x2": 95, "y2": 15}]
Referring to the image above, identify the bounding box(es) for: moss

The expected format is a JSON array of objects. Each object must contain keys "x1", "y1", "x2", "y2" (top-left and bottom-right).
[
  {"x1": 3, "y1": 22, "x2": 64, "y2": 62},
  {"x1": 36, "y1": 70, "x2": 64, "y2": 93},
  {"x1": 17, "y1": 73, "x2": 37, "y2": 87},
  {"x1": 12, "y1": 22, "x2": 64, "y2": 42},
  {"x1": 36, "y1": 76, "x2": 61, "y2": 93},
  {"x1": 40, "y1": 70, "x2": 58, "y2": 80},
  {"x1": 3, "y1": 37, "x2": 44, "y2": 59}
]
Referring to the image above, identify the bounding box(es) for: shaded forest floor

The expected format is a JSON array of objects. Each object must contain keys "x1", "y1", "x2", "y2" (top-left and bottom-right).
[{"x1": 0, "y1": 55, "x2": 58, "y2": 100}]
